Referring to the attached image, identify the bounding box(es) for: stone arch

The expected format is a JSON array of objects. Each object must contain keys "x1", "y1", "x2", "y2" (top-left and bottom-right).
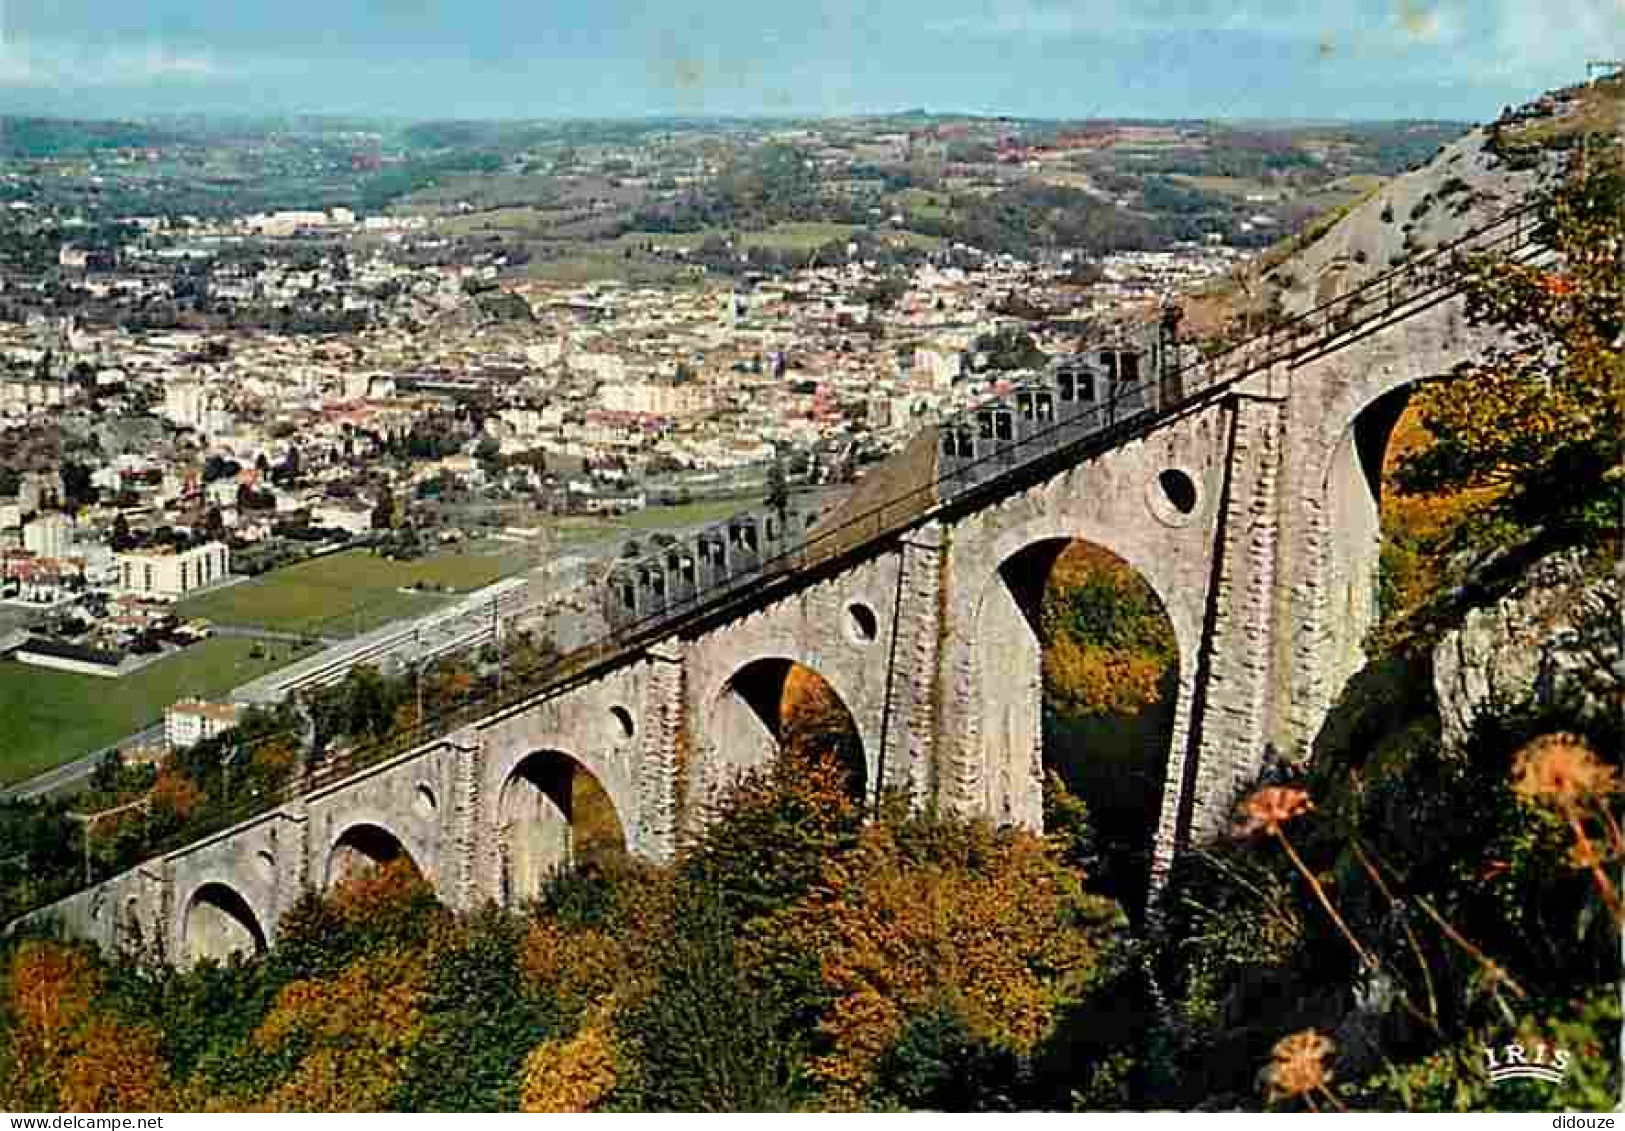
[
  {"x1": 1315, "y1": 380, "x2": 1423, "y2": 713},
  {"x1": 701, "y1": 655, "x2": 869, "y2": 812},
  {"x1": 1347, "y1": 386, "x2": 1413, "y2": 503},
  {"x1": 496, "y1": 748, "x2": 628, "y2": 905},
  {"x1": 181, "y1": 881, "x2": 268, "y2": 964},
  {"x1": 1307, "y1": 300, "x2": 1476, "y2": 476},
  {"x1": 974, "y1": 515, "x2": 1200, "y2": 715},
  {"x1": 325, "y1": 821, "x2": 424, "y2": 890},
  {"x1": 1283, "y1": 304, "x2": 1483, "y2": 754},
  {"x1": 958, "y1": 517, "x2": 1197, "y2": 905}
]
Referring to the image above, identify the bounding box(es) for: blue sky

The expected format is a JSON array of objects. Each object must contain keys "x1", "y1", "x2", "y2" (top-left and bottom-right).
[{"x1": 1, "y1": 1, "x2": 1620, "y2": 121}]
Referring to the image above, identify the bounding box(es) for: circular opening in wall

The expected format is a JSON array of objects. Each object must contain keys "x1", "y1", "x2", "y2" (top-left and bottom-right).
[
  {"x1": 1158, "y1": 469, "x2": 1198, "y2": 515},
  {"x1": 415, "y1": 785, "x2": 437, "y2": 818},
  {"x1": 847, "y1": 602, "x2": 879, "y2": 644},
  {"x1": 256, "y1": 850, "x2": 276, "y2": 879},
  {"x1": 610, "y1": 705, "x2": 636, "y2": 740}
]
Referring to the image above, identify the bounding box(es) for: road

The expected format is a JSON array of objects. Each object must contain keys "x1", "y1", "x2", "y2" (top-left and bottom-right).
[
  {"x1": 1, "y1": 722, "x2": 164, "y2": 802},
  {"x1": 205, "y1": 624, "x2": 343, "y2": 647}
]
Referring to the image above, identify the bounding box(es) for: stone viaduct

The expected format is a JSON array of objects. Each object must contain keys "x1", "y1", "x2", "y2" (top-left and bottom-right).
[{"x1": 28, "y1": 205, "x2": 1539, "y2": 964}]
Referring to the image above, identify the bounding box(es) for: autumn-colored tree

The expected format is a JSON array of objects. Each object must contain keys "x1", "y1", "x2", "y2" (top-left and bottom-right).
[
  {"x1": 1040, "y1": 543, "x2": 1177, "y2": 719},
  {"x1": 57, "y1": 1017, "x2": 173, "y2": 1112},
  {"x1": 249, "y1": 739, "x2": 299, "y2": 793},
  {"x1": 519, "y1": 1020, "x2": 618, "y2": 1112},
  {"x1": 683, "y1": 745, "x2": 864, "y2": 922},
  {"x1": 265, "y1": 855, "x2": 441, "y2": 990},
  {"x1": 767, "y1": 816, "x2": 1122, "y2": 1105},
  {"x1": 520, "y1": 916, "x2": 623, "y2": 1021},
  {"x1": 327, "y1": 855, "x2": 432, "y2": 924},
  {"x1": 252, "y1": 948, "x2": 428, "y2": 1111},
  {"x1": 149, "y1": 768, "x2": 203, "y2": 825},
  {"x1": 779, "y1": 665, "x2": 866, "y2": 801},
  {"x1": 0, "y1": 941, "x2": 100, "y2": 1109},
  {"x1": 1397, "y1": 151, "x2": 1623, "y2": 524},
  {"x1": 425, "y1": 664, "x2": 476, "y2": 713}
]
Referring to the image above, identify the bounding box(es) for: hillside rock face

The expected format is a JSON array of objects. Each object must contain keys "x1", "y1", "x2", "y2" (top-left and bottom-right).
[
  {"x1": 1432, "y1": 550, "x2": 1621, "y2": 750},
  {"x1": 1274, "y1": 124, "x2": 1560, "y2": 318}
]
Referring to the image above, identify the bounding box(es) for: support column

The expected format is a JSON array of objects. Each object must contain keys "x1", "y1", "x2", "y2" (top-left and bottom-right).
[
  {"x1": 158, "y1": 860, "x2": 179, "y2": 966},
  {"x1": 444, "y1": 727, "x2": 486, "y2": 911},
  {"x1": 1180, "y1": 392, "x2": 1288, "y2": 846},
  {"x1": 879, "y1": 523, "x2": 948, "y2": 809},
  {"x1": 265, "y1": 809, "x2": 307, "y2": 942},
  {"x1": 135, "y1": 865, "x2": 167, "y2": 956},
  {"x1": 638, "y1": 644, "x2": 685, "y2": 862},
  {"x1": 1283, "y1": 471, "x2": 1335, "y2": 759}
]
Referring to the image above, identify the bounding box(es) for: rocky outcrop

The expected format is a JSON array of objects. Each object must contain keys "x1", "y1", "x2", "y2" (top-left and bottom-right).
[
  {"x1": 1273, "y1": 125, "x2": 1560, "y2": 319},
  {"x1": 1432, "y1": 549, "x2": 1621, "y2": 750}
]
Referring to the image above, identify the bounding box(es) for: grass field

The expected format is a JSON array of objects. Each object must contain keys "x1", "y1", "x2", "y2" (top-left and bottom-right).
[
  {"x1": 610, "y1": 496, "x2": 761, "y2": 531},
  {"x1": 523, "y1": 250, "x2": 690, "y2": 286},
  {"x1": 1169, "y1": 173, "x2": 1280, "y2": 198},
  {"x1": 525, "y1": 496, "x2": 764, "y2": 548},
  {"x1": 618, "y1": 222, "x2": 862, "y2": 255},
  {"x1": 177, "y1": 544, "x2": 535, "y2": 637},
  {"x1": 0, "y1": 638, "x2": 313, "y2": 786},
  {"x1": 440, "y1": 205, "x2": 561, "y2": 237},
  {"x1": 894, "y1": 188, "x2": 951, "y2": 221},
  {"x1": 521, "y1": 217, "x2": 943, "y2": 284}
]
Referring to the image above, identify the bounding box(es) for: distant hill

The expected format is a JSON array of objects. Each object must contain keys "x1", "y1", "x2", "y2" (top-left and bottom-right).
[
  {"x1": 0, "y1": 117, "x2": 189, "y2": 158},
  {"x1": 1179, "y1": 74, "x2": 1623, "y2": 340}
]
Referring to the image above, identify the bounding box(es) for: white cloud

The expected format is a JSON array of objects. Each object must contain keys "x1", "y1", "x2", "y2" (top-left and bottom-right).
[{"x1": 0, "y1": 36, "x2": 225, "y2": 88}]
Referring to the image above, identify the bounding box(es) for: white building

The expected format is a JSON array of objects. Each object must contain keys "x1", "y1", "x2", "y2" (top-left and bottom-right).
[
  {"x1": 312, "y1": 500, "x2": 374, "y2": 536},
  {"x1": 22, "y1": 513, "x2": 72, "y2": 560},
  {"x1": 599, "y1": 380, "x2": 714, "y2": 417},
  {"x1": 913, "y1": 345, "x2": 966, "y2": 389},
  {"x1": 117, "y1": 541, "x2": 230, "y2": 599},
  {"x1": 571, "y1": 352, "x2": 628, "y2": 382},
  {"x1": 0, "y1": 376, "x2": 75, "y2": 413},
  {"x1": 165, "y1": 698, "x2": 243, "y2": 749},
  {"x1": 162, "y1": 378, "x2": 207, "y2": 430}
]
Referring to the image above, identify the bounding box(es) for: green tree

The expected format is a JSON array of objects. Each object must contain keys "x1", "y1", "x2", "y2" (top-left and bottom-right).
[
  {"x1": 616, "y1": 889, "x2": 804, "y2": 1112},
  {"x1": 765, "y1": 449, "x2": 789, "y2": 522},
  {"x1": 1396, "y1": 152, "x2": 1623, "y2": 530}
]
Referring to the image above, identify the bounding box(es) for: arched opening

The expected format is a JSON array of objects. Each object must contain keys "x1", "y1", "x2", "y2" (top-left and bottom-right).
[
  {"x1": 1352, "y1": 386, "x2": 1412, "y2": 507},
  {"x1": 710, "y1": 658, "x2": 867, "y2": 806},
  {"x1": 610, "y1": 705, "x2": 636, "y2": 740},
  {"x1": 182, "y1": 882, "x2": 268, "y2": 964},
  {"x1": 977, "y1": 539, "x2": 1179, "y2": 915},
  {"x1": 1325, "y1": 384, "x2": 1421, "y2": 680},
  {"x1": 499, "y1": 749, "x2": 627, "y2": 905},
  {"x1": 326, "y1": 822, "x2": 421, "y2": 889}
]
